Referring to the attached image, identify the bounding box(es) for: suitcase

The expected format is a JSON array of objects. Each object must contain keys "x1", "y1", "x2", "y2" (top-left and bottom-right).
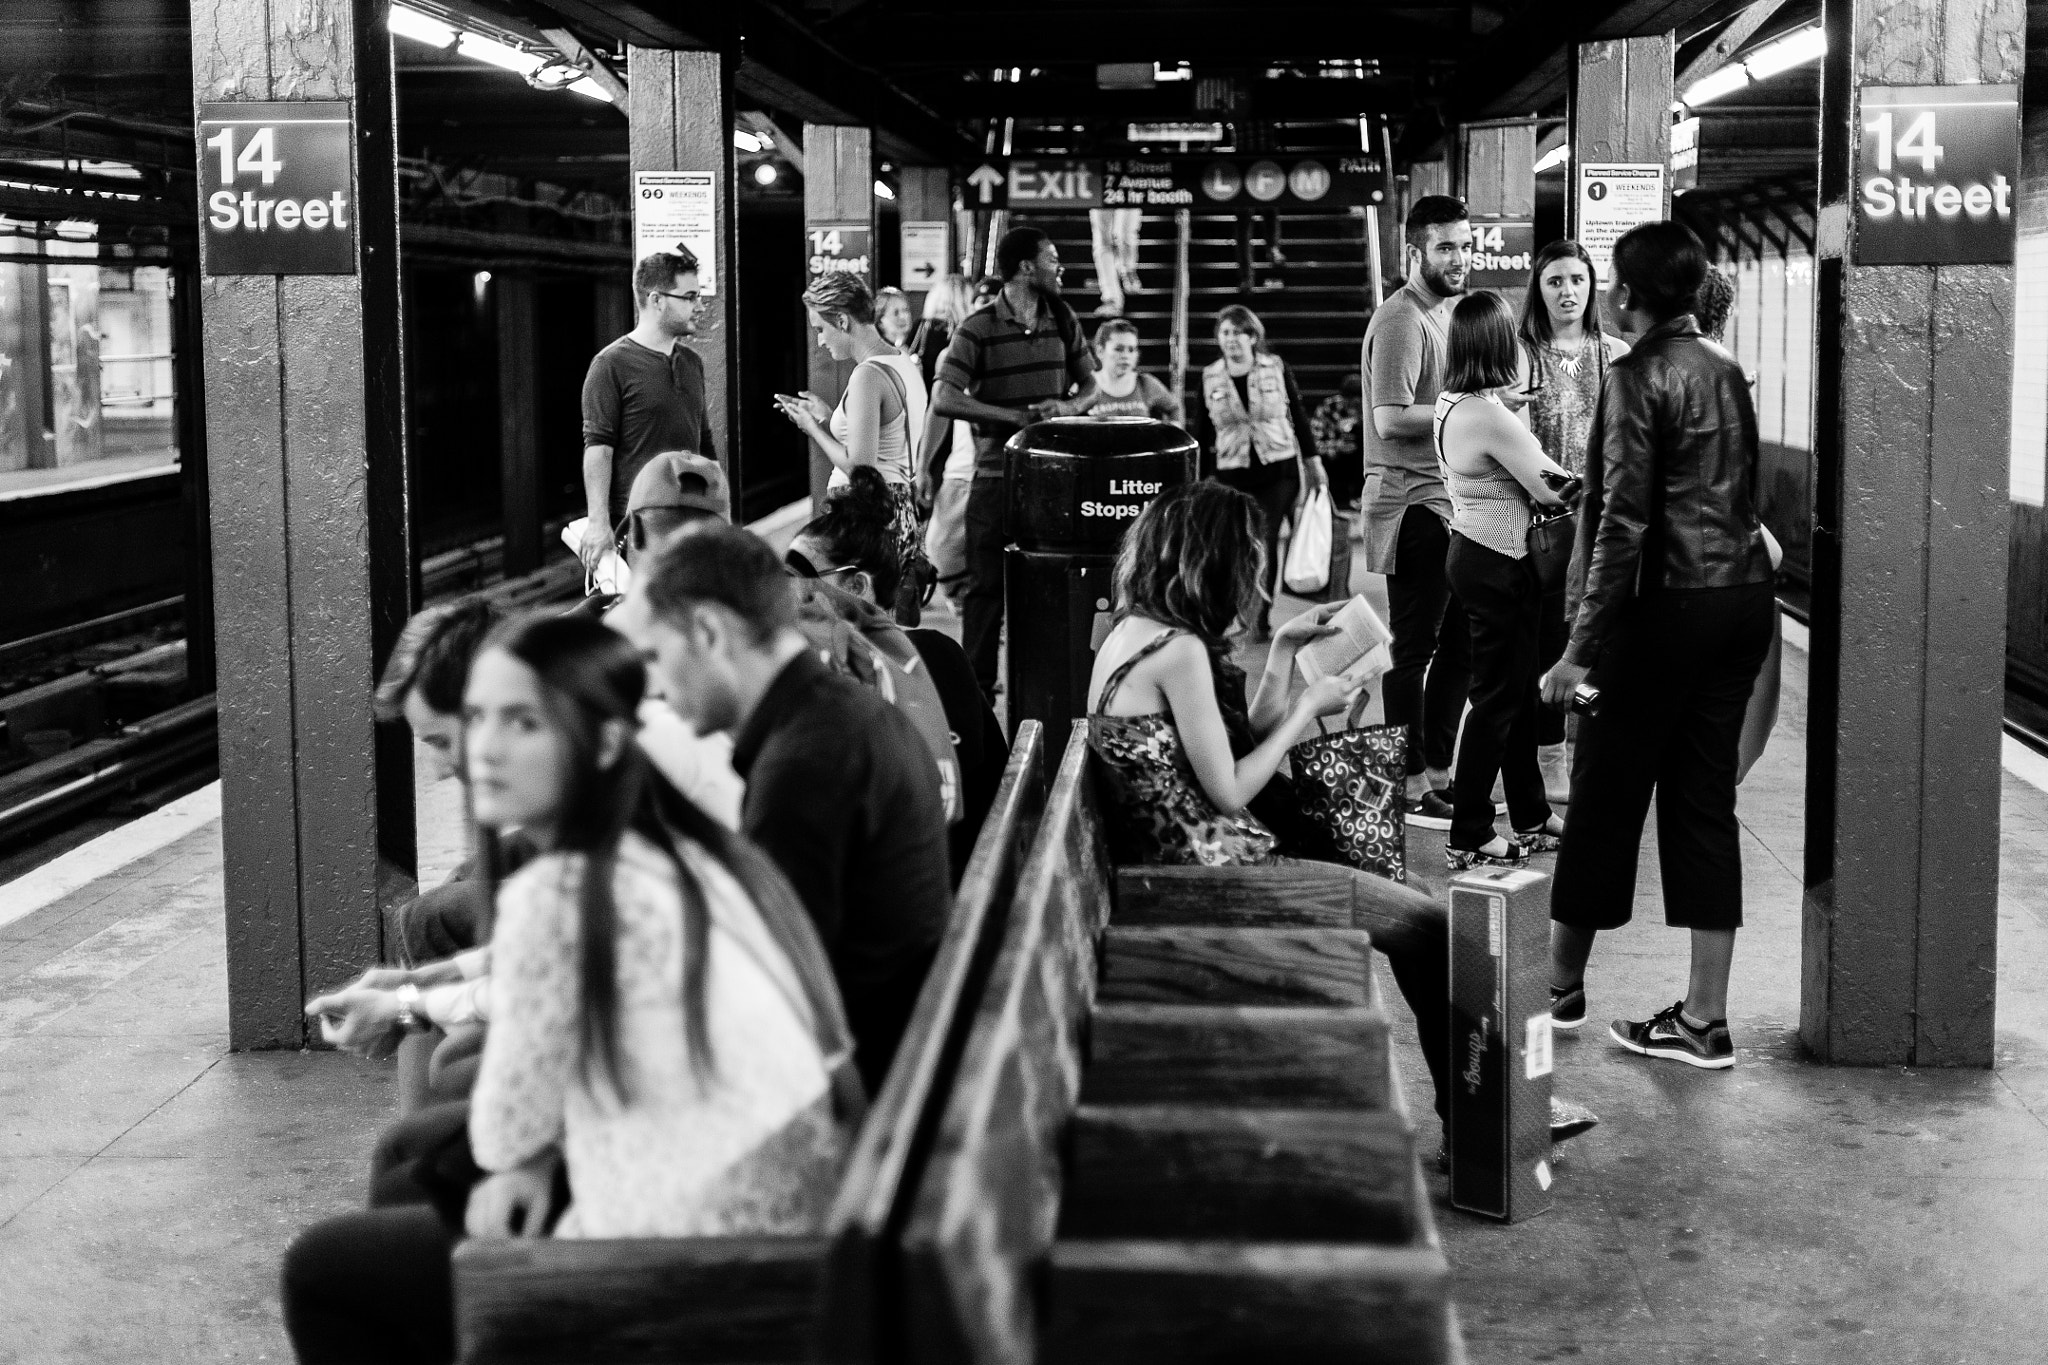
[{"x1": 1447, "y1": 865, "x2": 1555, "y2": 1222}]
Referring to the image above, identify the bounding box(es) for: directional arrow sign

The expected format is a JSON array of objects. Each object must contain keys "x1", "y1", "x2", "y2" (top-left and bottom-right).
[
  {"x1": 913, "y1": 262, "x2": 937, "y2": 278},
  {"x1": 965, "y1": 164, "x2": 1006, "y2": 206}
]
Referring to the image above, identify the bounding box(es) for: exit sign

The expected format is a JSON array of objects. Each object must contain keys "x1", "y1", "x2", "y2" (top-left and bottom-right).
[{"x1": 1855, "y1": 84, "x2": 2018, "y2": 266}]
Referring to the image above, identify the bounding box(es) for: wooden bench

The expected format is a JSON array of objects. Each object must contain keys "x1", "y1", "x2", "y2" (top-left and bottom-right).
[
  {"x1": 901, "y1": 721, "x2": 1462, "y2": 1365},
  {"x1": 450, "y1": 721, "x2": 1050, "y2": 1365}
]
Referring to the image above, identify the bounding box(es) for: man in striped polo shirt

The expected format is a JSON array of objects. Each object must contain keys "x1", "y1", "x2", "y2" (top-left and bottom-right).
[{"x1": 932, "y1": 226, "x2": 1098, "y2": 700}]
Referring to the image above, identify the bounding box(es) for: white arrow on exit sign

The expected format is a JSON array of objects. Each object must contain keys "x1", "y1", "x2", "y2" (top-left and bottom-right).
[{"x1": 967, "y1": 164, "x2": 1004, "y2": 204}]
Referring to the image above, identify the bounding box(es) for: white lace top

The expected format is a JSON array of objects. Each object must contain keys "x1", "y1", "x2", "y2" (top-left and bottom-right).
[{"x1": 470, "y1": 831, "x2": 846, "y2": 1238}]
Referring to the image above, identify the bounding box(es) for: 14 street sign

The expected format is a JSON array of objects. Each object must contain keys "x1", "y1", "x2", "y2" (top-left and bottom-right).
[
  {"x1": 198, "y1": 101, "x2": 356, "y2": 275},
  {"x1": 1855, "y1": 84, "x2": 2018, "y2": 266}
]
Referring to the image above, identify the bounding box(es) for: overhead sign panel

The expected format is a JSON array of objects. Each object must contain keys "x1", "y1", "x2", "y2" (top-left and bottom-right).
[
  {"x1": 634, "y1": 171, "x2": 719, "y2": 294},
  {"x1": 197, "y1": 101, "x2": 356, "y2": 276},
  {"x1": 1577, "y1": 163, "x2": 1665, "y2": 278},
  {"x1": 957, "y1": 156, "x2": 1382, "y2": 212},
  {"x1": 1855, "y1": 84, "x2": 2018, "y2": 266}
]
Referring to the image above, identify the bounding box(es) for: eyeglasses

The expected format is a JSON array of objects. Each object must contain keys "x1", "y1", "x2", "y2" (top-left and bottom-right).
[{"x1": 653, "y1": 290, "x2": 702, "y2": 305}]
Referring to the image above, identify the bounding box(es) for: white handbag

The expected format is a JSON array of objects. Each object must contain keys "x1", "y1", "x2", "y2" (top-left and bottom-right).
[{"x1": 1283, "y1": 485, "x2": 1334, "y2": 595}]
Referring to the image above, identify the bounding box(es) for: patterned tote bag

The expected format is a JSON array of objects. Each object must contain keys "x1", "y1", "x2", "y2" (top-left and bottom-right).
[{"x1": 1287, "y1": 719, "x2": 1408, "y2": 883}]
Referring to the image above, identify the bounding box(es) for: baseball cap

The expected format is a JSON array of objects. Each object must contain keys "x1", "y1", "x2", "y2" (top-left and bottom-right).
[{"x1": 626, "y1": 451, "x2": 730, "y2": 522}]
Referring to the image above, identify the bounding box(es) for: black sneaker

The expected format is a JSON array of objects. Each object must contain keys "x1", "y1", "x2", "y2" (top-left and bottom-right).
[
  {"x1": 1550, "y1": 983, "x2": 1587, "y2": 1031},
  {"x1": 1610, "y1": 1001, "x2": 1735, "y2": 1070},
  {"x1": 1406, "y1": 788, "x2": 1454, "y2": 830}
]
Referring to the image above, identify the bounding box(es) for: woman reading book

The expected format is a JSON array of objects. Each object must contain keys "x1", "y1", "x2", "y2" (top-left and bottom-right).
[{"x1": 1084, "y1": 482, "x2": 1596, "y2": 1151}]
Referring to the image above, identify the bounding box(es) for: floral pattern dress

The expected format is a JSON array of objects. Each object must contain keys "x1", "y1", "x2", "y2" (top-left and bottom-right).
[{"x1": 1086, "y1": 629, "x2": 1279, "y2": 866}]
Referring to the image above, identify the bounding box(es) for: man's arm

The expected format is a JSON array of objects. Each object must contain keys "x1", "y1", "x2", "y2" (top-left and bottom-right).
[
  {"x1": 1363, "y1": 316, "x2": 1432, "y2": 441},
  {"x1": 579, "y1": 445, "x2": 615, "y2": 567},
  {"x1": 931, "y1": 379, "x2": 1028, "y2": 429}
]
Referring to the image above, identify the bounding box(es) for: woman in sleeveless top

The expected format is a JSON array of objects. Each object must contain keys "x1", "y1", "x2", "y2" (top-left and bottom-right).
[
  {"x1": 779, "y1": 273, "x2": 933, "y2": 619},
  {"x1": 1080, "y1": 319, "x2": 1181, "y2": 423},
  {"x1": 1436, "y1": 292, "x2": 1572, "y2": 871},
  {"x1": 1517, "y1": 240, "x2": 1631, "y2": 803},
  {"x1": 1085, "y1": 481, "x2": 1458, "y2": 1124}
]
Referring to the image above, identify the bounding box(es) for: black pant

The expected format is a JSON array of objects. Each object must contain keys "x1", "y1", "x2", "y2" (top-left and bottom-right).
[
  {"x1": 1535, "y1": 587, "x2": 1568, "y2": 747},
  {"x1": 1444, "y1": 534, "x2": 1551, "y2": 848},
  {"x1": 282, "y1": 1205, "x2": 457, "y2": 1365},
  {"x1": 1213, "y1": 461, "x2": 1300, "y2": 623},
  {"x1": 1277, "y1": 857, "x2": 1451, "y2": 1123},
  {"x1": 1383, "y1": 505, "x2": 1471, "y2": 776},
  {"x1": 962, "y1": 475, "x2": 1007, "y2": 697},
  {"x1": 1552, "y1": 582, "x2": 1776, "y2": 932}
]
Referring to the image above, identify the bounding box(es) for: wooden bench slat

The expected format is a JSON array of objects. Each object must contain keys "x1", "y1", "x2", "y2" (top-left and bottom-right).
[
  {"x1": 901, "y1": 724, "x2": 1109, "y2": 1365},
  {"x1": 1082, "y1": 1003, "x2": 1393, "y2": 1109},
  {"x1": 452, "y1": 1236, "x2": 826, "y2": 1365},
  {"x1": 1096, "y1": 926, "x2": 1380, "y2": 1008},
  {"x1": 1043, "y1": 1239, "x2": 1457, "y2": 1365},
  {"x1": 817, "y1": 723, "x2": 1047, "y2": 1361},
  {"x1": 1114, "y1": 864, "x2": 1356, "y2": 927},
  {"x1": 1058, "y1": 1104, "x2": 1418, "y2": 1243}
]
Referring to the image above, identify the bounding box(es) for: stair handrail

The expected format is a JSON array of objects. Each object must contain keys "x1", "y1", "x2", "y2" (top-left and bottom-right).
[{"x1": 1168, "y1": 208, "x2": 1192, "y2": 410}]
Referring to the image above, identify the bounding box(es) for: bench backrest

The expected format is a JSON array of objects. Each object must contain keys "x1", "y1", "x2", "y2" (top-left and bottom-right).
[
  {"x1": 899, "y1": 722, "x2": 1108, "y2": 1365},
  {"x1": 816, "y1": 720, "x2": 1048, "y2": 1361}
]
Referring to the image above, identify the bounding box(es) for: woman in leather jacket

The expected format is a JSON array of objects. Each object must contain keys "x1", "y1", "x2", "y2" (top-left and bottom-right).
[{"x1": 1539, "y1": 221, "x2": 1776, "y2": 1072}]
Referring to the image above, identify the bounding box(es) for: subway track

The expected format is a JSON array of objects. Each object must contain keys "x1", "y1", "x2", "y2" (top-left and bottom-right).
[{"x1": 0, "y1": 537, "x2": 584, "y2": 859}]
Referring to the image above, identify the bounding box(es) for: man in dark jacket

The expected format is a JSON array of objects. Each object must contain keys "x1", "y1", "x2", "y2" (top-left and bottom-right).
[
  {"x1": 1541, "y1": 220, "x2": 1776, "y2": 1072},
  {"x1": 616, "y1": 522, "x2": 953, "y2": 1091}
]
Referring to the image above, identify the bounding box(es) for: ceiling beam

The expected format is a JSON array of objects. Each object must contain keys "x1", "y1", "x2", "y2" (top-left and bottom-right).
[
  {"x1": 911, "y1": 78, "x2": 1417, "y2": 121},
  {"x1": 528, "y1": 0, "x2": 967, "y2": 163},
  {"x1": 1674, "y1": 0, "x2": 1790, "y2": 91}
]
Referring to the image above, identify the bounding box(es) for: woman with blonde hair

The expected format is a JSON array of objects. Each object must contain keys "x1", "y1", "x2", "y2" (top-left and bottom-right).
[{"x1": 777, "y1": 271, "x2": 933, "y2": 619}]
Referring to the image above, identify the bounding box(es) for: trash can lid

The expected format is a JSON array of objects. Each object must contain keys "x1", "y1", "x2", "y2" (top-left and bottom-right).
[{"x1": 1006, "y1": 416, "x2": 1198, "y2": 458}]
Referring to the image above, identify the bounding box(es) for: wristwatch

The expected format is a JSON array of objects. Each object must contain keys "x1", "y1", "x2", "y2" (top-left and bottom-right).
[{"x1": 394, "y1": 982, "x2": 426, "y2": 1033}]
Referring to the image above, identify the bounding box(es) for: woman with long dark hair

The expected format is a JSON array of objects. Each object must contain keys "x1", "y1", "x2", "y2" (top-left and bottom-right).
[
  {"x1": 1195, "y1": 304, "x2": 1328, "y2": 636},
  {"x1": 1517, "y1": 239, "x2": 1631, "y2": 804},
  {"x1": 282, "y1": 613, "x2": 856, "y2": 1364},
  {"x1": 1085, "y1": 482, "x2": 1598, "y2": 1149},
  {"x1": 1435, "y1": 292, "x2": 1571, "y2": 870}
]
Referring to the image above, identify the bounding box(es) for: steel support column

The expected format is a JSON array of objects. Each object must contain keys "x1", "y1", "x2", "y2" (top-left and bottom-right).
[
  {"x1": 629, "y1": 48, "x2": 741, "y2": 494},
  {"x1": 1801, "y1": 0, "x2": 2024, "y2": 1066},
  {"x1": 804, "y1": 123, "x2": 875, "y2": 511},
  {"x1": 1567, "y1": 36, "x2": 1674, "y2": 239},
  {"x1": 496, "y1": 274, "x2": 541, "y2": 575},
  {"x1": 188, "y1": 0, "x2": 414, "y2": 1048},
  {"x1": 1459, "y1": 120, "x2": 1538, "y2": 315}
]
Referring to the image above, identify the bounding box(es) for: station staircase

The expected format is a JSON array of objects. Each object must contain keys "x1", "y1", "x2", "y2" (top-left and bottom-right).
[{"x1": 1013, "y1": 208, "x2": 1372, "y2": 434}]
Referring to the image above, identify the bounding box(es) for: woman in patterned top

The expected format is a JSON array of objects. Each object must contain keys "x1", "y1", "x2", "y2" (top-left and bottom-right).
[
  {"x1": 1083, "y1": 483, "x2": 1599, "y2": 1152},
  {"x1": 282, "y1": 613, "x2": 857, "y2": 1364},
  {"x1": 1518, "y1": 240, "x2": 1631, "y2": 805}
]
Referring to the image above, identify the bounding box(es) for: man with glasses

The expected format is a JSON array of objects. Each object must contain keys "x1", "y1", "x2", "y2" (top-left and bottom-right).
[{"x1": 578, "y1": 248, "x2": 718, "y2": 573}]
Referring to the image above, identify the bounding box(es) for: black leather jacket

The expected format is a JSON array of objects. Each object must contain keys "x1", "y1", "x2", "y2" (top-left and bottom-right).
[{"x1": 1564, "y1": 315, "x2": 1774, "y2": 667}]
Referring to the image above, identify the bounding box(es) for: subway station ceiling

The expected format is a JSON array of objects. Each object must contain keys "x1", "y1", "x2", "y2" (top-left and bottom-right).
[{"x1": 3, "y1": 0, "x2": 2046, "y2": 250}]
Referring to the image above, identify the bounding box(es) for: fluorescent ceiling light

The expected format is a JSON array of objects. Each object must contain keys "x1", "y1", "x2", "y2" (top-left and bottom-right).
[
  {"x1": 388, "y1": 4, "x2": 456, "y2": 48},
  {"x1": 1744, "y1": 25, "x2": 1826, "y2": 80},
  {"x1": 1533, "y1": 145, "x2": 1569, "y2": 174},
  {"x1": 567, "y1": 78, "x2": 611, "y2": 102},
  {"x1": 874, "y1": 179, "x2": 896, "y2": 200},
  {"x1": 1681, "y1": 63, "x2": 1751, "y2": 107},
  {"x1": 733, "y1": 129, "x2": 764, "y2": 153},
  {"x1": 457, "y1": 32, "x2": 543, "y2": 77},
  {"x1": 1154, "y1": 62, "x2": 1191, "y2": 82}
]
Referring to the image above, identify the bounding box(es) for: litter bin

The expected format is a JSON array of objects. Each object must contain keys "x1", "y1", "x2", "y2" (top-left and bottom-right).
[{"x1": 1003, "y1": 416, "x2": 1196, "y2": 736}]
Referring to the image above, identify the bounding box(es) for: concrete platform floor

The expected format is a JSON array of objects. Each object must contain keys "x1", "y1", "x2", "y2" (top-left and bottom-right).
[{"x1": 2, "y1": 591, "x2": 2046, "y2": 1362}]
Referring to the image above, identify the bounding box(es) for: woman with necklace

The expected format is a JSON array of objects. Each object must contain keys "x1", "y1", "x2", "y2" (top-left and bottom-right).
[{"x1": 1517, "y1": 240, "x2": 1630, "y2": 804}]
